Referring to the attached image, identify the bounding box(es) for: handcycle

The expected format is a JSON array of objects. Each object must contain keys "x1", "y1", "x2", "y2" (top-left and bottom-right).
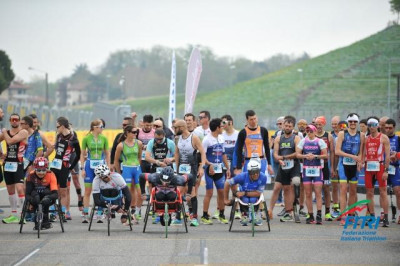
[{"x1": 143, "y1": 186, "x2": 188, "y2": 238}]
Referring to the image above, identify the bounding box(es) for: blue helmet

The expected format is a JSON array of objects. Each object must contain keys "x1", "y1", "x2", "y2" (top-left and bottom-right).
[{"x1": 161, "y1": 166, "x2": 174, "y2": 184}]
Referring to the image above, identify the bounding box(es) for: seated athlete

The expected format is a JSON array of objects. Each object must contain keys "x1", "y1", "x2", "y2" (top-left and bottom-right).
[
  {"x1": 224, "y1": 159, "x2": 267, "y2": 226},
  {"x1": 92, "y1": 164, "x2": 132, "y2": 224},
  {"x1": 25, "y1": 157, "x2": 59, "y2": 230},
  {"x1": 139, "y1": 166, "x2": 195, "y2": 225}
]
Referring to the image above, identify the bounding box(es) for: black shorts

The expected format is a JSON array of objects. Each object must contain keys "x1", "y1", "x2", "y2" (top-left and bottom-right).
[
  {"x1": 51, "y1": 167, "x2": 69, "y2": 188},
  {"x1": 275, "y1": 162, "x2": 301, "y2": 186},
  {"x1": 322, "y1": 162, "x2": 330, "y2": 181},
  {"x1": 141, "y1": 161, "x2": 152, "y2": 173},
  {"x1": 3, "y1": 162, "x2": 25, "y2": 185}
]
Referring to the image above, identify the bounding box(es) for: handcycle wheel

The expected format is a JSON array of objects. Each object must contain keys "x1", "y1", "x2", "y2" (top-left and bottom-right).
[
  {"x1": 37, "y1": 204, "x2": 43, "y2": 239},
  {"x1": 181, "y1": 202, "x2": 188, "y2": 233},
  {"x1": 229, "y1": 201, "x2": 236, "y2": 232},
  {"x1": 127, "y1": 207, "x2": 133, "y2": 231},
  {"x1": 164, "y1": 204, "x2": 169, "y2": 238},
  {"x1": 19, "y1": 199, "x2": 28, "y2": 233},
  {"x1": 57, "y1": 201, "x2": 65, "y2": 233},
  {"x1": 263, "y1": 201, "x2": 271, "y2": 232},
  {"x1": 88, "y1": 205, "x2": 96, "y2": 231},
  {"x1": 143, "y1": 201, "x2": 151, "y2": 233},
  {"x1": 250, "y1": 204, "x2": 255, "y2": 237},
  {"x1": 107, "y1": 203, "x2": 111, "y2": 236}
]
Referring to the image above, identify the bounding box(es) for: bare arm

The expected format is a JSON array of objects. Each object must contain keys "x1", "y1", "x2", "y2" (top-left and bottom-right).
[
  {"x1": 193, "y1": 135, "x2": 205, "y2": 177},
  {"x1": 2, "y1": 129, "x2": 28, "y2": 145},
  {"x1": 114, "y1": 143, "x2": 123, "y2": 173}
]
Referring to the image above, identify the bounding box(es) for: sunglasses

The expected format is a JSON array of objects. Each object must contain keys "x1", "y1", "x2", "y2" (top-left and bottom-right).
[
  {"x1": 56, "y1": 125, "x2": 61, "y2": 129},
  {"x1": 276, "y1": 123, "x2": 282, "y2": 126},
  {"x1": 348, "y1": 121, "x2": 358, "y2": 124},
  {"x1": 198, "y1": 116, "x2": 206, "y2": 120},
  {"x1": 130, "y1": 130, "x2": 138, "y2": 134},
  {"x1": 94, "y1": 125, "x2": 104, "y2": 129},
  {"x1": 122, "y1": 123, "x2": 128, "y2": 127},
  {"x1": 153, "y1": 125, "x2": 162, "y2": 128},
  {"x1": 10, "y1": 118, "x2": 20, "y2": 123},
  {"x1": 35, "y1": 168, "x2": 47, "y2": 173},
  {"x1": 368, "y1": 123, "x2": 379, "y2": 128},
  {"x1": 305, "y1": 130, "x2": 314, "y2": 133}
]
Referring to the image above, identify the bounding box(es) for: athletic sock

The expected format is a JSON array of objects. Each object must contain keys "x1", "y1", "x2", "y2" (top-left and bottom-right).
[
  {"x1": 203, "y1": 211, "x2": 208, "y2": 218},
  {"x1": 317, "y1": 210, "x2": 322, "y2": 216},
  {"x1": 325, "y1": 207, "x2": 330, "y2": 215},
  {"x1": 9, "y1": 194, "x2": 18, "y2": 214},
  {"x1": 190, "y1": 197, "x2": 198, "y2": 216},
  {"x1": 219, "y1": 209, "x2": 224, "y2": 217}
]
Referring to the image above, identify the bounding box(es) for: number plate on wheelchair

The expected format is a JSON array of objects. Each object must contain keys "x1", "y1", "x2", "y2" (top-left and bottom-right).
[
  {"x1": 4, "y1": 162, "x2": 18, "y2": 172},
  {"x1": 304, "y1": 166, "x2": 320, "y2": 177},
  {"x1": 90, "y1": 160, "x2": 104, "y2": 169},
  {"x1": 50, "y1": 159, "x2": 63, "y2": 170},
  {"x1": 213, "y1": 163, "x2": 223, "y2": 173},
  {"x1": 178, "y1": 164, "x2": 191, "y2": 174},
  {"x1": 366, "y1": 161, "x2": 380, "y2": 172}
]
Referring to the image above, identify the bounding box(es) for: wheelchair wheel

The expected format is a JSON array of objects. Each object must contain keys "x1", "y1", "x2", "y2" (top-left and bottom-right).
[
  {"x1": 229, "y1": 201, "x2": 237, "y2": 232},
  {"x1": 143, "y1": 201, "x2": 151, "y2": 233},
  {"x1": 164, "y1": 204, "x2": 169, "y2": 238},
  {"x1": 127, "y1": 208, "x2": 133, "y2": 231},
  {"x1": 88, "y1": 205, "x2": 96, "y2": 231},
  {"x1": 107, "y1": 204, "x2": 111, "y2": 236},
  {"x1": 181, "y1": 203, "x2": 188, "y2": 233},
  {"x1": 250, "y1": 204, "x2": 255, "y2": 237},
  {"x1": 19, "y1": 199, "x2": 28, "y2": 233},
  {"x1": 56, "y1": 201, "x2": 65, "y2": 233},
  {"x1": 37, "y1": 204, "x2": 43, "y2": 239},
  {"x1": 263, "y1": 201, "x2": 271, "y2": 232}
]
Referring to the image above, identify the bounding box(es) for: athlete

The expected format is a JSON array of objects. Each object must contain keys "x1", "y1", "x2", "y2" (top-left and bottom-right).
[
  {"x1": 80, "y1": 119, "x2": 110, "y2": 223},
  {"x1": 224, "y1": 159, "x2": 267, "y2": 226},
  {"x1": 335, "y1": 113, "x2": 365, "y2": 225},
  {"x1": 174, "y1": 119, "x2": 206, "y2": 227},
  {"x1": 193, "y1": 110, "x2": 211, "y2": 141},
  {"x1": 110, "y1": 116, "x2": 134, "y2": 171},
  {"x1": 364, "y1": 117, "x2": 391, "y2": 227},
  {"x1": 330, "y1": 115, "x2": 341, "y2": 215},
  {"x1": 138, "y1": 114, "x2": 155, "y2": 173},
  {"x1": 1, "y1": 114, "x2": 28, "y2": 224},
  {"x1": 145, "y1": 129, "x2": 175, "y2": 173},
  {"x1": 296, "y1": 124, "x2": 328, "y2": 224},
  {"x1": 20, "y1": 116, "x2": 43, "y2": 173}
]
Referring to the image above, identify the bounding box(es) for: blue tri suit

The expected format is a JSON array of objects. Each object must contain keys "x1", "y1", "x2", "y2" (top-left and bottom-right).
[{"x1": 227, "y1": 171, "x2": 267, "y2": 203}]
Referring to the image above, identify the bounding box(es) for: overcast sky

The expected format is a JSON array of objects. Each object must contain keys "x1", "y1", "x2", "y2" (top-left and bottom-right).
[{"x1": 0, "y1": 0, "x2": 396, "y2": 82}]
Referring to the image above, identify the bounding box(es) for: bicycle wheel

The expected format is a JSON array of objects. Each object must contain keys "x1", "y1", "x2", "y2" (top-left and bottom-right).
[
  {"x1": 181, "y1": 203, "x2": 188, "y2": 233},
  {"x1": 88, "y1": 205, "x2": 96, "y2": 231},
  {"x1": 19, "y1": 200, "x2": 28, "y2": 233},
  {"x1": 37, "y1": 204, "x2": 43, "y2": 239},
  {"x1": 107, "y1": 204, "x2": 111, "y2": 236},
  {"x1": 250, "y1": 204, "x2": 255, "y2": 237},
  {"x1": 128, "y1": 208, "x2": 133, "y2": 231},
  {"x1": 263, "y1": 201, "x2": 271, "y2": 232},
  {"x1": 143, "y1": 202, "x2": 151, "y2": 233},
  {"x1": 229, "y1": 202, "x2": 236, "y2": 232},
  {"x1": 164, "y1": 204, "x2": 169, "y2": 238}
]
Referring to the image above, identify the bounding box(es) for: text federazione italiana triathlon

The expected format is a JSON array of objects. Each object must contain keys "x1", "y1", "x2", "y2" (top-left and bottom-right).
[{"x1": 341, "y1": 230, "x2": 387, "y2": 242}]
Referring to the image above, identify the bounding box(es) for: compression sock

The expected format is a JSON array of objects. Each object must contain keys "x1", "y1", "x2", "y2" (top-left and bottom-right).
[
  {"x1": 9, "y1": 194, "x2": 18, "y2": 214},
  {"x1": 191, "y1": 197, "x2": 198, "y2": 217}
]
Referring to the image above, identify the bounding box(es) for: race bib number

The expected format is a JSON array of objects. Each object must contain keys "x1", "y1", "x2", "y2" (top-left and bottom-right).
[
  {"x1": 178, "y1": 164, "x2": 191, "y2": 174},
  {"x1": 50, "y1": 159, "x2": 63, "y2": 170},
  {"x1": 23, "y1": 158, "x2": 30, "y2": 170},
  {"x1": 156, "y1": 167, "x2": 163, "y2": 173},
  {"x1": 388, "y1": 165, "x2": 396, "y2": 175},
  {"x1": 4, "y1": 162, "x2": 18, "y2": 172},
  {"x1": 141, "y1": 151, "x2": 146, "y2": 160},
  {"x1": 213, "y1": 163, "x2": 223, "y2": 174},
  {"x1": 282, "y1": 159, "x2": 294, "y2": 170},
  {"x1": 90, "y1": 160, "x2": 104, "y2": 169},
  {"x1": 304, "y1": 166, "x2": 320, "y2": 177},
  {"x1": 366, "y1": 161, "x2": 380, "y2": 172},
  {"x1": 251, "y1": 153, "x2": 260, "y2": 158},
  {"x1": 343, "y1": 157, "x2": 356, "y2": 166}
]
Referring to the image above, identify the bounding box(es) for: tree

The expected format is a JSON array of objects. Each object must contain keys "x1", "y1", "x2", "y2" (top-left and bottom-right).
[
  {"x1": 390, "y1": 0, "x2": 400, "y2": 23},
  {"x1": 0, "y1": 50, "x2": 15, "y2": 95}
]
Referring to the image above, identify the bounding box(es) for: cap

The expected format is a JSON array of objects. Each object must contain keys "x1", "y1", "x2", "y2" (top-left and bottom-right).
[{"x1": 306, "y1": 124, "x2": 317, "y2": 132}]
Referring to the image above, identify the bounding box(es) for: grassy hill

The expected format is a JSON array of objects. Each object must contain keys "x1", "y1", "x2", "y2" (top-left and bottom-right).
[{"x1": 116, "y1": 25, "x2": 400, "y2": 128}]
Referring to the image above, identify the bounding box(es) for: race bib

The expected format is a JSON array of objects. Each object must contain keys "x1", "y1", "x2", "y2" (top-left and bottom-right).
[
  {"x1": 304, "y1": 166, "x2": 320, "y2": 177},
  {"x1": 388, "y1": 165, "x2": 396, "y2": 175},
  {"x1": 156, "y1": 167, "x2": 163, "y2": 173},
  {"x1": 4, "y1": 162, "x2": 18, "y2": 172},
  {"x1": 23, "y1": 158, "x2": 30, "y2": 170},
  {"x1": 90, "y1": 159, "x2": 104, "y2": 169},
  {"x1": 366, "y1": 161, "x2": 380, "y2": 172},
  {"x1": 178, "y1": 164, "x2": 191, "y2": 174},
  {"x1": 50, "y1": 159, "x2": 63, "y2": 170},
  {"x1": 213, "y1": 163, "x2": 223, "y2": 174},
  {"x1": 343, "y1": 157, "x2": 356, "y2": 166},
  {"x1": 282, "y1": 159, "x2": 294, "y2": 170}
]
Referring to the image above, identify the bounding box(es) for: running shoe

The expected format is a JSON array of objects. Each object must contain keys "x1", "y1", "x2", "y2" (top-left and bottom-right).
[
  {"x1": 152, "y1": 214, "x2": 160, "y2": 224},
  {"x1": 212, "y1": 210, "x2": 219, "y2": 219},
  {"x1": 331, "y1": 210, "x2": 340, "y2": 218},
  {"x1": 306, "y1": 216, "x2": 315, "y2": 224},
  {"x1": 50, "y1": 213, "x2": 57, "y2": 222},
  {"x1": 382, "y1": 218, "x2": 389, "y2": 228},
  {"x1": 280, "y1": 213, "x2": 294, "y2": 222},
  {"x1": 240, "y1": 217, "x2": 248, "y2": 226},
  {"x1": 82, "y1": 215, "x2": 89, "y2": 223},
  {"x1": 234, "y1": 210, "x2": 241, "y2": 219},
  {"x1": 325, "y1": 213, "x2": 334, "y2": 221},
  {"x1": 380, "y1": 212, "x2": 384, "y2": 224},
  {"x1": 97, "y1": 214, "x2": 106, "y2": 223},
  {"x1": 316, "y1": 214, "x2": 322, "y2": 225},
  {"x1": 255, "y1": 218, "x2": 263, "y2": 226},
  {"x1": 190, "y1": 218, "x2": 199, "y2": 227},
  {"x1": 41, "y1": 222, "x2": 53, "y2": 230},
  {"x1": 218, "y1": 215, "x2": 228, "y2": 224},
  {"x1": 171, "y1": 219, "x2": 182, "y2": 226},
  {"x1": 25, "y1": 212, "x2": 34, "y2": 222},
  {"x1": 299, "y1": 208, "x2": 308, "y2": 217},
  {"x1": 2, "y1": 215, "x2": 20, "y2": 224},
  {"x1": 277, "y1": 208, "x2": 286, "y2": 216},
  {"x1": 201, "y1": 216, "x2": 213, "y2": 225},
  {"x1": 65, "y1": 211, "x2": 72, "y2": 220}
]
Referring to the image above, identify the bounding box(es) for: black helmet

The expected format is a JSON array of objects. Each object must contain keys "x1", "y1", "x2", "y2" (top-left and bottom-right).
[{"x1": 161, "y1": 166, "x2": 174, "y2": 185}]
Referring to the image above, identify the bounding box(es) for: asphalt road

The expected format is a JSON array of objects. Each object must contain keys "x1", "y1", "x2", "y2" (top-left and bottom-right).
[{"x1": 0, "y1": 185, "x2": 399, "y2": 266}]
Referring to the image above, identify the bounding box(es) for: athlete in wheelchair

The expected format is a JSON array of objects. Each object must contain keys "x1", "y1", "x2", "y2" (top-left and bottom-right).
[
  {"x1": 91, "y1": 164, "x2": 132, "y2": 226},
  {"x1": 224, "y1": 159, "x2": 270, "y2": 231},
  {"x1": 140, "y1": 166, "x2": 195, "y2": 232},
  {"x1": 24, "y1": 157, "x2": 59, "y2": 231}
]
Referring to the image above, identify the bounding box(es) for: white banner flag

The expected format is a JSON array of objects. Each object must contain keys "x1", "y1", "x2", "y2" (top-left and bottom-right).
[
  {"x1": 184, "y1": 47, "x2": 202, "y2": 114},
  {"x1": 168, "y1": 51, "x2": 176, "y2": 128}
]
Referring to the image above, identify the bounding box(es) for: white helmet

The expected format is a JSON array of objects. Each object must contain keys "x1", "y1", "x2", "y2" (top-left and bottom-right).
[
  {"x1": 247, "y1": 159, "x2": 261, "y2": 175},
  {"x1": 94, "y1": 164, "x2": 110, "y2": 178}
]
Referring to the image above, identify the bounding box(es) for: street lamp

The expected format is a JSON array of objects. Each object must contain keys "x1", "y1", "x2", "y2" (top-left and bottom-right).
[{"x1": 28, "y1": 67, "x2": 49, "y2": 106}]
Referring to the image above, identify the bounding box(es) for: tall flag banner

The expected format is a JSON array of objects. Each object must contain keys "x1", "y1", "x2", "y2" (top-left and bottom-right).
[
  {"x1": 168, "y1": 51, "x2": 176, "y2": 128},
  {"x1": 184, "y1": 47, "x2": 202, "y2": 114}
]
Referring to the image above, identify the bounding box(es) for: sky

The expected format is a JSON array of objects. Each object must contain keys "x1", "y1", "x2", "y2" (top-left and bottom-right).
[{"x1": 0, "y1": 0, "x2": 397, "y2": 82}]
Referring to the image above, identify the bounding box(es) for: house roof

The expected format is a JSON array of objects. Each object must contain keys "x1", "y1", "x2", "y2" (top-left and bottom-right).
[{"x1": 8, "y1": 80, "x2": 30, "y2": 90}]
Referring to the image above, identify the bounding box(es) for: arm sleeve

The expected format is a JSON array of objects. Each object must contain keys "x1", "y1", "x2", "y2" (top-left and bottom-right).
[
  {"x1": 139, "y1": 173, "x2": 148, "y2": 194},
  {"x1": 121, "y1": 186, "x2": 131, "y2": 211},
  {"x1": 47, "y1": 189, "x2": 59, "y2": 201},
  {"x1": 261, "y1": 127, "x2": 271, "y2": 165},
  {"x1": 110, "y1": 134, "x2": 121, "y2": 164},
  {"x1": 235, "y1": 129, "x2": 246, "y2": 169},
  {"x1": 93, "y1": 193, "x2": 107, "y2": 208},
  {"x1": 25, "y1": 180, "x2": 34, "y2": 196},
  {"x1": 70, "y1": 140, "x2": 81, "y2": 170}
]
